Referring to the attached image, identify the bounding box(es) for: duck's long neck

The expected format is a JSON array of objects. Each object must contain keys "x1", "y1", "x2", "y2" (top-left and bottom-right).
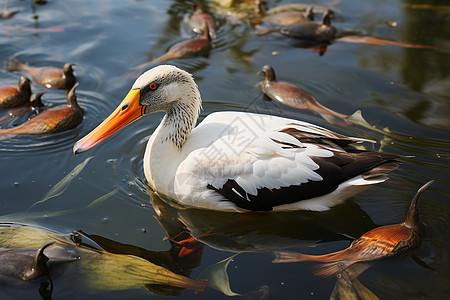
[
  {"x1": 153, "y1": 82, "x2": 201, "y2": 150},
  {"x1": 161, "y1": 100, "x2": 200, "y2": 149},
  {"x1": 144, "y1": 88, "x2": 201, "y2": 193}
]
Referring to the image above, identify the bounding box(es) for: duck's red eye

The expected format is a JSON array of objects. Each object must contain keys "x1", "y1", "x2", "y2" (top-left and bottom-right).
[{"x1": 149, "y1": 82, "x2": 158, "y2": 90}]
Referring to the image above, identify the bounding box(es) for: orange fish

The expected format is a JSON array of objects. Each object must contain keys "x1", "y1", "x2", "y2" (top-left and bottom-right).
[
  {"x1": 3, "y1": 57, "x2": 76, "y2": 90},
  {"x1": 0, "y1": 76, "x2": 32, "y2": 108},
  {"x1": 259, "y1": 65, "x2": 350, "y2": 125},
  {"x1": 125, "y1": 23, "x2": 212, "y2": 78},
  {"x1": 187, "y1": 1, "x2": 217, "y2": 39},
  {"x1": 0, "y1": 83, "x2": 83, "y2": 139},
  {"x1": 273, "y1": 181, "x2": 434, "y2": 277}
]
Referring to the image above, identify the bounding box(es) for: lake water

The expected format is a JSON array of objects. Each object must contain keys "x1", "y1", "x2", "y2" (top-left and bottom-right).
[{"x1": 0, "y1": 0, "x2": 449, "y2": 299}]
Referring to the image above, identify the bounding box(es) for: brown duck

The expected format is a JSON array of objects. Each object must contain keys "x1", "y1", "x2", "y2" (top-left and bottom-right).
[
  {"x1": 259, "y1": 65, "x2": 349, "y2": 125},
  {"x1": 187, "y1": 1, "x2": 217, "y2": 39},
  {"x1": 124, "y1": 23, "x2": 212, "y2": 78},
  {"x1": 0, "y1": 76, "x2": 32, "y2": 108},
  {"x1": 0, "y1": 91, "x2": 46, "y2": 125},
  {"x1": 0, "y1": 83, "x2": 83, "y2": 139},
  {"x1": 273, "y1": 180, "x2": 434, "y2": 277},
  {"x1": 3, "y1": 57, "x2": 76, "y2": 90},
  {"x1": 279, "y1": 9, "x2": 337, "y2": 42}
]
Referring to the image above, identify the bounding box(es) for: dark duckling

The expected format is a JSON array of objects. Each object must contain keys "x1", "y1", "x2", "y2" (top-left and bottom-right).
[
  {"x1": 0, "y1": 83, "x2": 83, "y2": 139},
  {"x1": 273, "y1": 181, "x2": 434, "y2": 277},
  {"x1": 125, "y1": 23, "x2": 212, "y2": 78},
  {"x1": 0, "y1": 242, "x2": 53, "y2": 281},
  {"x1": 0, "y1": 76, "x2": 32, "y2": 108},
  {"x1": 0, "y1": 91, "x2": 46, "y2": 125},
  {"x1": 3, "y1": 57, "x2": 76, "y2": 90},
  {"x1": 279, "y1": 9, "x2": 336, "y2": 43},
  {"x1": 187, "y1": 1, "x2": 217, "y2": 39},
  {"x1": 259, "y1": 65, "x2": 349, "y2": 125}
]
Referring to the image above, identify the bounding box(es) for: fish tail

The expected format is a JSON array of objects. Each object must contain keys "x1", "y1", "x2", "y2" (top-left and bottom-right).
[
  {"x1": 0, "y1": 133, "x2": 16, "y2": 141},
  {"x1": 183, "y1": 278, "x2": 208, "y2": 293},
  {"x1": 310, "y1": 102, "x2": 350, "y2": 125},
  {"x1": 272, "y1": 251, "x2": 314, "y2": 263},
  {"x1": 317, "y1": 111, "x2": 351, "y2": 125},
  {"x1": 313, "y1": 261, "x2": 354, "y2": 277},
  {"x1": 3, "y1": 57, "x2": 26, "y2": 72}
]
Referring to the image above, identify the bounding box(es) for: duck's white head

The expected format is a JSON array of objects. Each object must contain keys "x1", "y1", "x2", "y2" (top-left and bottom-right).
[{"x1": 73, "y1": 65, "x2": 202, "y2": 155}]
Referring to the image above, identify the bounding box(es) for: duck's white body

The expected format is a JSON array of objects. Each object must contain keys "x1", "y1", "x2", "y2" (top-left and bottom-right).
[
  {"x1": 144, "y1": 111, "x2": 391, "y2": 211},
  {"x1": 74, "y1": 65, "x2": 399, "y2": 212}
]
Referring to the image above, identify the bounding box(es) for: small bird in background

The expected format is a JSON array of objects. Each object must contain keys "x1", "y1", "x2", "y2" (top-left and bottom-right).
[
  {"x1": 272, "y1": 180, "x2": 434, "y2": 277},
  {"x1": 0, "y1": 91, "x2": 46, "y2": 125},
  {"x1": 0, "y1": 83, "x2": 83, "y2": 140},
  {"x1": 124, "y1": 23, "x2": 212, "y2": 78},
  {"x1": 187, "y1": 1, "x2": 217, "y2": 39},
  {"x1": 3, "y1": 57, "x2": 76, "y2": 91},
  {"x1": 0, "y1": 76, "x2": 32, "y2": 108},
  {"x1": 259, "y1": 65, "x2": 350, "y2": 125}
]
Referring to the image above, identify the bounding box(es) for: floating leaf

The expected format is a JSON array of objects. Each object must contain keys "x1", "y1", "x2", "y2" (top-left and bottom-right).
[
  {"x1": 404, "y1": 4, "x2": 450, "y2": 13},
  {"x1": 352, "y1": 278, "x2": 380, "y2": 300},
  {"x1": 80, "y1": 250, "x2": 207, "y2": 293},
  {"x1": 30, "y1": 156, "x2": 94, "y2": 209},
  {"x1": 86, "y1": 188, "x2": 118, "y2": 209},
  {"x1": 0, "y1": 223, "x2": 207, "y2": 294},
  {"x1": 198, "y1": 253, "x2": 240, "y2": 296},
  {"x1": 1, "y1": 208, "x2": 80, "y2": 223}
]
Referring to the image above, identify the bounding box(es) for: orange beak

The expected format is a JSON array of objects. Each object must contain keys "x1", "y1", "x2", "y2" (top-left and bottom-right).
[{"x1": 73, "y1": 89, "x2": 145, "y2": 155}]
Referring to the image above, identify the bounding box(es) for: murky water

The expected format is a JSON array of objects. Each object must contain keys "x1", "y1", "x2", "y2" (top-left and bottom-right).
[{"x1": 0, "y1": 0, "x2": 449, "y2": 299}]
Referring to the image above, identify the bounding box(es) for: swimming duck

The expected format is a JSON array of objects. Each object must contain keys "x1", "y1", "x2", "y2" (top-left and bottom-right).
[
  {"x1": 279, "y1": 9, "x2": 336, "y2": 43},
  {"x1": 187, "y1": 1, "x2": 217, "y2": 39},
  {"x1": 0, "y1": 91, "x2": 46, "y2": 125},
  {"x1": 0, "y1": 76, "x2": 32, "y2": 108},
  {"x1": 74, "y1": 65, "x2": 400, "y2": 212},
  {"x1": 259, "y1": 65, "x2": 350, "y2": 125},
  {"x1": 273, "y1": 180, "x2": 434, "y2": 276},
  {"x1": 124, "y1": 23, "x2": 212, "y2": 78},
  {"x1": 0, "y1": 83, "x2": 83, "y2": 138},
  {"x1": 3, "y1": 57, "x2": 76, "y2": 90}
]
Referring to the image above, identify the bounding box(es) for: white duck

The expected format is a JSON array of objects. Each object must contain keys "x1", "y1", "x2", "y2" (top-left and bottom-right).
[{"x1": 73, "y1": 65, "x2": 400, "y2": 212}]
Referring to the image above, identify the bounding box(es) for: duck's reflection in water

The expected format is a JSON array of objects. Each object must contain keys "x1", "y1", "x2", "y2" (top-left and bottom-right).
[{"x1": 149, "y1": 190, "x2": 377, "y2": 253}]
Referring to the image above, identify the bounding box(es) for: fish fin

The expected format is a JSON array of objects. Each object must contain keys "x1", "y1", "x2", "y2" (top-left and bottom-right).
[
  {"x1": 313, "y1": 261, "x2": 355, "y2": 277},
  {"x1": 272, "y1": 251, "x2": 309, "y2": 263},
  {"x1": 317, "y1": 111, "x2": 351, "y2": 125},
  {"x1": 3, "y1": 57, "x2": 24, "y2": 72},
  {"x1": 0, "y1": 133, "x2": 16, "y2": 141}
]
